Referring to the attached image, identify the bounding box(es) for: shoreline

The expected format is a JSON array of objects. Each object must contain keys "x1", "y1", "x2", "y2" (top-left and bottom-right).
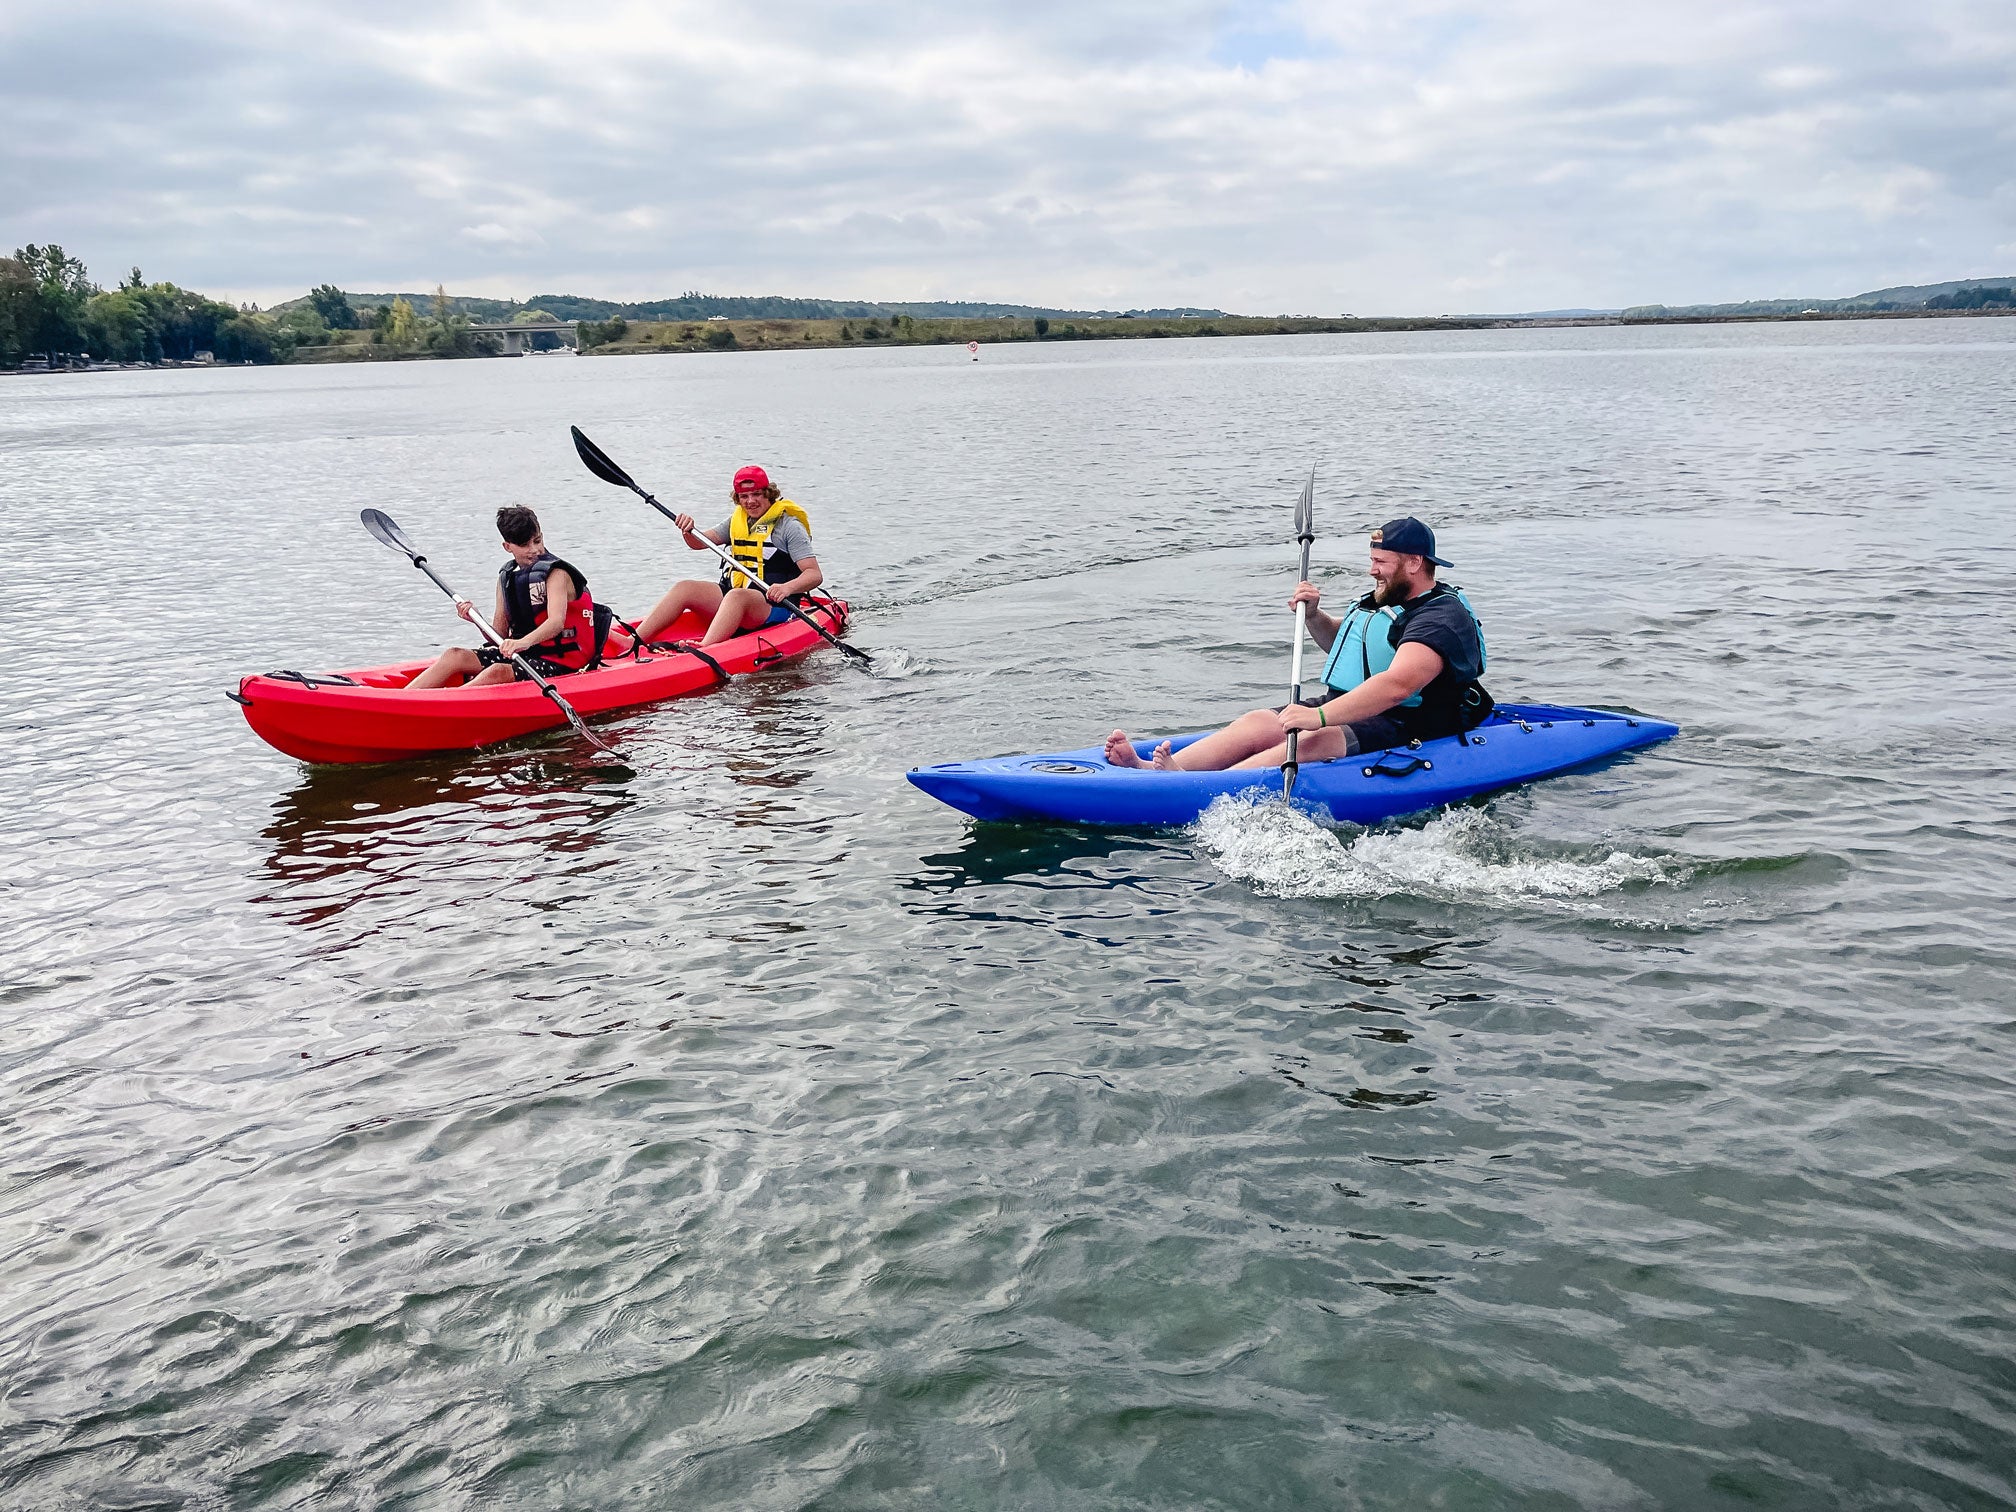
[
  {"x1": 5, "y1": 305, "x2": 2009, "y2": 375},
  {"x1": 574, "y1": 304, "x2": 2016, "y2": 360}
]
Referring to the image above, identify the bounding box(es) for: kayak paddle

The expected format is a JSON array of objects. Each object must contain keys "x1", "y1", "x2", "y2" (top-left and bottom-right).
[
  {"x1": 1282, "y1": 469, "x2": 1316, "y2": 800},
  {"x1": 569, "y1": 425, "x2": 872, "y2": 666},
  {"x1": 359, "y1": 508, "x2": 620, "y2": 757}
]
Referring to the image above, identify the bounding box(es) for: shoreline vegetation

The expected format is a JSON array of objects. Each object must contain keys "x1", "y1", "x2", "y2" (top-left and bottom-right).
[
  {"x1": 555, "y1": 302, "x2": 2013, "y2": 362},
  {"x1": 4, "y1": 244, "x2": 2013, "y2": 374},
  {"x1": 279, "y1": 310, "x2": 1511, "y2": 363}
]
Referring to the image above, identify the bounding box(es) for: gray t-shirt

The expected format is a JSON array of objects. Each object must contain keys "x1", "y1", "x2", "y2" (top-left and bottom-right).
[{"x1": 714, "y1": 514, "x2": 814, "y2": 569}]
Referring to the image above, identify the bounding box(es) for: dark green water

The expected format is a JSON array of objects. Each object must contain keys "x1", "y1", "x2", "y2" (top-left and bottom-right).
[{"x1": 5, "y1": 322, "x2": 2014, "y2": 1509}]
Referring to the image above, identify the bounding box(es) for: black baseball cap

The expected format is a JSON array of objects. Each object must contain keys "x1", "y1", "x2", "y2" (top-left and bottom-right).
[{"x1": 1371, "y1": 516, "x2": 1450, "y2": 567}]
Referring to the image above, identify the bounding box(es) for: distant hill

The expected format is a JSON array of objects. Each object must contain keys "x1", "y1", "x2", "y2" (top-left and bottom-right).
[
  {"x1": 1620, "y1": 276, "x2": 2016, "y2": 319},
  {"x1": 1465, "y1": 277, "x2": 2016, "y2": 323},
  {"x1": 264, "y1": 274, "x2": 2016, "y2": 330},
  {"x1": 271, "y1": 289, "x2": 1224, "y2": 322}
]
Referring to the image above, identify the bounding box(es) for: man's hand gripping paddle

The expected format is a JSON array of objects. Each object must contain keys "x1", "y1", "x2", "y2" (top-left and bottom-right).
[
  {"x1": 1282, "y1": 469, "x2": 1317, "y2": 801},
  {"x1": 360, "y1": 508, "x2": 620, "y2": 757},
  {"x1": 568, "y1": 425, "x2": 872, "y2": 666}
]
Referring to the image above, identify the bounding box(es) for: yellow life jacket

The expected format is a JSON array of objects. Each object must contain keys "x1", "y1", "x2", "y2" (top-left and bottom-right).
[{"x1": 721, "y1": 499, "x2": 812, "y2": 592}]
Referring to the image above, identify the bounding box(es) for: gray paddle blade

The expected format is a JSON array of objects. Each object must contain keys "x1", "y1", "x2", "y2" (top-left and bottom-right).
[
  {"x1": 1294, "y1": 468, "x2": 1314, "y2": 541},
  {"x1": 553, "y1": 696, "x2": 620, "y2": 757},
  {"x1": 360, "y1": 508, "x2": 421, "y2": 559}
]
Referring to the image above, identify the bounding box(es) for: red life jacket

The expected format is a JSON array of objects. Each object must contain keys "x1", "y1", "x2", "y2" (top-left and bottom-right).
[{"x1": 499, "y1": 553, "x2": 595, "y2": 669}]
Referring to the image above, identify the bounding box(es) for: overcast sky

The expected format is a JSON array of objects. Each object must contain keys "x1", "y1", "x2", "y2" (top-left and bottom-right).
[{"x1": 3, "y1": 0, "x2": 2012, "y2": 313}]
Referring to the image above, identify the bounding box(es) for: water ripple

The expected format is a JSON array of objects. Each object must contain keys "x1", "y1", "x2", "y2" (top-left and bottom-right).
[{"x1": 4, "y1": 323, "x2": 2014, "y2": 1508}]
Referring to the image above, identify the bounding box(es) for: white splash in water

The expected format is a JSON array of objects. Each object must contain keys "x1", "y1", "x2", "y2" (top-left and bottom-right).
[
  {"x1": 864, "y1": 647, "x2": 923, "y2": 679},
  {"x1": 1192, "y1": 794, "x2": 1686, "y2": 906}
]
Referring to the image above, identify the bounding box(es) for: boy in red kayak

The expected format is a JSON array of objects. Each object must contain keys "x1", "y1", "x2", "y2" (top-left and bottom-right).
[
  {"x1": 407, "y1": 506, "x2": 598, "y2": 689},
  {"x1": 633, "y1": 465, "x2": 824, "y2": 647}
]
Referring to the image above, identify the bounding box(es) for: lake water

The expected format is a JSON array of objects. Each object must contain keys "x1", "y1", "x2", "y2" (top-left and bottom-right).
[{"x1": 4, "y1": 320, "x2": 2014, "y2": 1509}]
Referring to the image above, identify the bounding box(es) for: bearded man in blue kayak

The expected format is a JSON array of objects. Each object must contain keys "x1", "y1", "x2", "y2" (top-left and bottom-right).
[{"x1": 1105, "y1": 517, "x2": 1492, "y2": 770}]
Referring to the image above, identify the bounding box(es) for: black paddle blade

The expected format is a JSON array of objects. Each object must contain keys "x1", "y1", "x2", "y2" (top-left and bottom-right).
[
  {"x1": 360, "y1": 508, "x2": 422, "y2": 560},
  {"x1": 1294, "y1": 467, "x2": 1314, "y2": 542},
  {"x1": 571, "y1": 426, "x2": 636, "y2": 490}
]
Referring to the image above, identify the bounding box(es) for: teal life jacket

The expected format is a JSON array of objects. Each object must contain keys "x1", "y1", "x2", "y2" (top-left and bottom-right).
[{"x1": 1318, "y1": 585, "x2": 1485, "y2": 708}]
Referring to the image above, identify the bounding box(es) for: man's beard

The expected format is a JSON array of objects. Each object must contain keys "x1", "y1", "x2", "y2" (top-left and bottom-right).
[{"x1": 1372, "y1": 576, "x2": 1406, "y2": 606}]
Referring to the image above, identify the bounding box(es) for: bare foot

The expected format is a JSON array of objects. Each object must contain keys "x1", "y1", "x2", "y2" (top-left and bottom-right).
[
  {"x1": 1105, "y1": 730, "x2": 1146, "y2": 768},
  {"x1": 1149, "y1": 741, "x2": 1177, "y2": 770}
]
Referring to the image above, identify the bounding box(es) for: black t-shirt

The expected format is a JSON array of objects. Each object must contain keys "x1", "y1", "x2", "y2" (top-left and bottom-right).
[
  {"x1": 1396, "y1": 587, "x2": 1483, "y2": 679},
  {"x1": 1342, "y1": 584, "x2": 1487, "y2": 739}
]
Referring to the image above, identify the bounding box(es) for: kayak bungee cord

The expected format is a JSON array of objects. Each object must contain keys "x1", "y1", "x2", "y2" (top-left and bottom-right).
[
  {"x1": 1282, "y1": 468, "x2": 1316, "y2": 801},
  {"x1": 359, "y1": 508, "x2": 621, "y2": 757},
  {"x1": 568, "y1": 425, "x2": 873, "y2": 667}
]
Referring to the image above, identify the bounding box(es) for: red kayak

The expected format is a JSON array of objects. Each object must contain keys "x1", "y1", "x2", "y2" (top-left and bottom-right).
[{"x1": 234, "y1": 597, "x2": 850, "y2": 764}]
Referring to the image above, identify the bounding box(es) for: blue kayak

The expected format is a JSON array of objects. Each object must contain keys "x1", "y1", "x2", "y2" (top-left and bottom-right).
[{"x1": 906, "y1": 702, "x2": 1678, "y2": 827}]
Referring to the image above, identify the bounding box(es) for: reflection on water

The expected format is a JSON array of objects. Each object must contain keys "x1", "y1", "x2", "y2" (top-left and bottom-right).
[
  {"x1": 258, "y1": 750, "x2": 639, "y2": 926},
  {"x1": 910, "y1": 822, "x2": 1170, "y2": 892}
]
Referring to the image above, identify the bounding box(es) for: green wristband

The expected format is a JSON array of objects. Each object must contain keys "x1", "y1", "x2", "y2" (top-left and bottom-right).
[{"x1": 1317, "y1": 706, "x2": 1327, "y2": 727}]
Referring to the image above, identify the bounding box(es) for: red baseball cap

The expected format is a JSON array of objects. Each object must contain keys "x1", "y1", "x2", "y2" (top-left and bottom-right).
[{"x1": 732, "y1": 465, "x2": 771, "y2": 493}]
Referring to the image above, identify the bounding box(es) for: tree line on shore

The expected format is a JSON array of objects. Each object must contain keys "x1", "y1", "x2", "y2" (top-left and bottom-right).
[
  {"x1": 1924, "y1": 284, "x2": 2016, "y2": 310},
  {"x1": 303, "y1": 288, "x2": 1225, "y2": 324},
  {"x1": 1, "y1": 250, "x2": 1402, "y2": 369},
  {"x1": 1, "y1": 246, "x2": 274, "y2": 367},
  {"x1": 0, "y1": 247, "x2": 507, "y2": 369}
]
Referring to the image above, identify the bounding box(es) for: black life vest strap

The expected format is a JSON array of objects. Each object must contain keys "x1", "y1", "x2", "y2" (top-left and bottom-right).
[
  {"x1": 587, "y1": 603, "x2": 646, "y2": 669},
  {"x1": 644, "y1": 640, "x2": 732, "y2": 686},
  {"x1": 584, "y1": 608, "x2": 637, "y2": 673}
]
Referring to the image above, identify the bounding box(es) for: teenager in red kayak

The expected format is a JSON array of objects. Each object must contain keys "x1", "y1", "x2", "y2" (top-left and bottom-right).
[
  {"x1": 633, "y1": 465, "x2": 825, "y2": 648},
  {"x1": 407, "y1": 506, "x2": 598, "y2": 689}
]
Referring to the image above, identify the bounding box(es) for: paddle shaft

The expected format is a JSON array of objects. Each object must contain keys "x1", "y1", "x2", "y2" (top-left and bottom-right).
[{"x1": 1282, "y1": 537, "x2": 1316, "y2": 798}]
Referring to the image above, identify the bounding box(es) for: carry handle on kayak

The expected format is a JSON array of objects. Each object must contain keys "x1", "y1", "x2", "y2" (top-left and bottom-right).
[
  {"x1": 569, "y1": 425, "x2": 871, "y2": 666},
  {"x1": 359, "y1": 508, "x2": 620, "y2": 758},
  {"x1": 1362, "y1": 751, "x2": 1432, "y2": 778}
]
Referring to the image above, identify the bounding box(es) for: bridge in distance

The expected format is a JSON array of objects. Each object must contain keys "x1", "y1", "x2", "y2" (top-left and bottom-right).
[{"x1": 464, "y1": 322, "x2": 578, "y2": 354}]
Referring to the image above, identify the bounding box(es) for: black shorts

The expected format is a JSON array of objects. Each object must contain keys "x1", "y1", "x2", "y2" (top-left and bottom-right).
[
  {"x1": 476, "y1": 645, "x2": 577, "y2": 680},
  {"x1": 1287, "y1": 696, "x2": 1406, "y2": 757},
  {"x1": 1344, "y1": 714, "x2": 1409, "y2": 754}
]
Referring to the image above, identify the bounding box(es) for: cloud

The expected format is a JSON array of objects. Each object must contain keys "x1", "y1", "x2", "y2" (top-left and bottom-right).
[
  {"x1": 461, "y1": 222, "x2": 543, "y2": 247},
  {"x1": 1, "y1": 0, "x2": 2012, "y2": 312}
]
